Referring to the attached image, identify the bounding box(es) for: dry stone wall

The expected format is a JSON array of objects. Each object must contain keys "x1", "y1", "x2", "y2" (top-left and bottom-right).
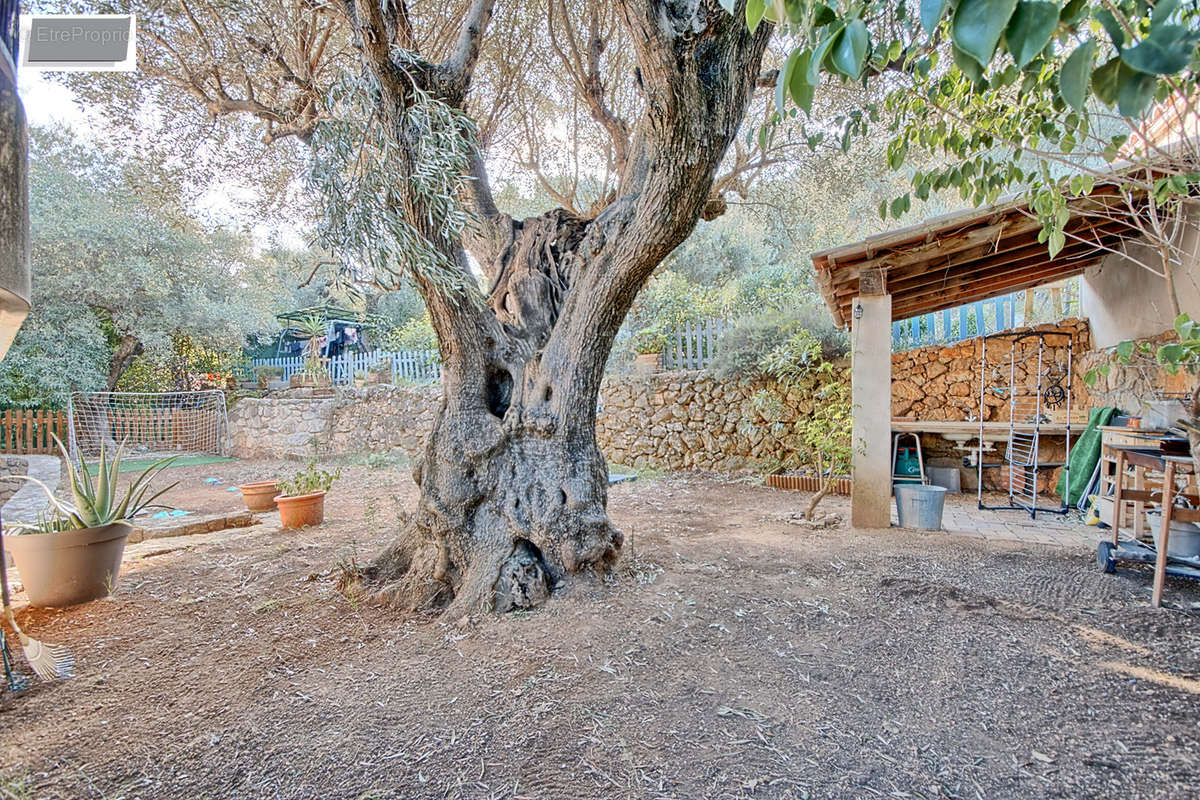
[
  {"x1": 228, "y1": 319, "x2": 1110, "y2": 474},
  {"x1": 326, "y1": 384, "x2": 441, "y2": 457},
  {"x1": 229, "y1": 393, "x2": 338, "y2": 460},
  {"x1": 891, "y1": 318, "x2": 1093, "y2": 422},
  {"x1": 229, "y1": 385, "x2": 440, "y2": 462},
  {"x1": 595, "y1": 370, "x2": 838, "y2": 471}
]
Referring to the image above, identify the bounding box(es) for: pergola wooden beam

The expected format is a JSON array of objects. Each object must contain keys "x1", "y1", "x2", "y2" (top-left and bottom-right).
[
  {"x1": 828, "y1": 216, "x2": 1133, "y2": 303},
  {"x1": 889, "y1": 259, "x2": 1102, "y2": 318},
  {"x1": 810, "y1": 188, "x2": 1147, "y2": 327},
  {"x1": 840, "y1": 227, "x2": 1128, "y2": 319}
]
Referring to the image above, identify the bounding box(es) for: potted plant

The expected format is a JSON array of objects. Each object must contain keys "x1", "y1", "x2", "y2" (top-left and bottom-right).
[
  {"x1": 289, "y1": 313, "x2": 332, "y2": 388},
  {"x1": 275, "y1": 461, "x2": 341, "y2": 530},
  {"x1": 289, "y1": 354, "x2": 332, "y2": 389},
  {"x1": 353, "y1": 368, "x2": 368, "y2": 388},
  {"x1": 238, "y1": 479, "x2": 281, "y2": 512},
  {"x1": 632, "y1": 326, "x2": 667, "y2": 375},
  {"x1": 8, "y1": 438, "x2": 178, "y2": 608}
]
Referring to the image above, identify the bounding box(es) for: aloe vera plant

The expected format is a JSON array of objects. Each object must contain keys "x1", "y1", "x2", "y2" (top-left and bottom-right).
[{"x1": 19, "y1": 436, "x2": 179, "y2": 530}]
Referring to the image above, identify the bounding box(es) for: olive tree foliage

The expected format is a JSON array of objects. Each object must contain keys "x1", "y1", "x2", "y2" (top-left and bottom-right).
[
  {"x1": 0, "y1": 126, "x2": 281, "y2": 405},
  {"x1": 737, "y1": 1, "x2": 1200, "y2": 314}
]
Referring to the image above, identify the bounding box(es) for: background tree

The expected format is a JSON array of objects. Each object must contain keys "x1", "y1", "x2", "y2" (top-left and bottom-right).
[{"x1": 0, "y1": 126, "x2": 285, "y2": 406}]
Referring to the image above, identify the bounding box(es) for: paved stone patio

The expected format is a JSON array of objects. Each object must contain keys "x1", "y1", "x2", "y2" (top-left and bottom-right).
[
  {"x1": 928, "y1": 492, "x2": 1097, "y2": 550},
  {"x1": 1, "y1": 455, "x2": 60, "y2": 524}
]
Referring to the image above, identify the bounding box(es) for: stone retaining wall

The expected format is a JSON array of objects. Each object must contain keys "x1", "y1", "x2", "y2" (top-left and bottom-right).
[
  {"x1": 595, "y1": 370, "x2": 838, "y2": 471},
  {"x1": 891, "y1": 318, "x2": 1093, "y2": 422},
  {"x1": 228, "y1": 373, "x2": 840, "y2": 472},
  {"x1": 228, "y1": 319, "x2": 1128, "y2": 475},
  {"x1": 229, "y1": 385, "x2": 441, "y2": 462}
]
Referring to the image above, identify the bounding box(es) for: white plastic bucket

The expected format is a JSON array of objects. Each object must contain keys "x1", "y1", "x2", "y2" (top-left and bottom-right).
[{"x1": 1145, "y1": 510, "x2": 1200, "y2": 559}]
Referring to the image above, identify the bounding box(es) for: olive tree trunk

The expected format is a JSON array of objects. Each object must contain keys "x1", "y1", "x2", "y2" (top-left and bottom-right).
[{"x1": 362, "y1": 1, "x2": 770, "y2": 616}]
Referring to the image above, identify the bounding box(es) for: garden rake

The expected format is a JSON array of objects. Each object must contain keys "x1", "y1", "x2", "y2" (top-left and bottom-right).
[{"x1": 0, "y1": 517, "x2": 74, "y2": 682}]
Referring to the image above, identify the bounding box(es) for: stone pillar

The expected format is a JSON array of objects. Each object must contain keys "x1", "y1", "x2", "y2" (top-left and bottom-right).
[{"x1": 851, "y1": 292, "x2": 892, "y2": 528}]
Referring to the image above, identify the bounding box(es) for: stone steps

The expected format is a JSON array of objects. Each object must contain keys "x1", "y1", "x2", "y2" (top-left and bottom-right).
[{"x1": 126, "y1": 510, "x2": 258, "y2": 544}]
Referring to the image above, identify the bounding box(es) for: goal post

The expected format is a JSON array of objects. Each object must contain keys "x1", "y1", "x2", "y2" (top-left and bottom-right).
[{"x1": 66, "y1": 391, "x2": 231, "y2": 461}]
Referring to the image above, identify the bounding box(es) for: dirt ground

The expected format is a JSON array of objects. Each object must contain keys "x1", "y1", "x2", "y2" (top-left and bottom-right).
[{"x1": 2, "y1": 459, "x2": 1198, "y2": 799}]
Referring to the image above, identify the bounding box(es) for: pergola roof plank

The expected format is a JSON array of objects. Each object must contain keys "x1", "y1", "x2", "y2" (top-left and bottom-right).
[
  {"x1": 810, "y1": 187, "x2": 1144, "y2": 327},
  {"x1": 843, "y1": 227, "x2": 1130, "y2": 319},
  {"x1": 827, "y1": 215, "x2": 1130, "y2": 303}
]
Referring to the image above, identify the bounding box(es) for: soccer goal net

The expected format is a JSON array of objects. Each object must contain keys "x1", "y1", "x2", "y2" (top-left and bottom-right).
[{"x1": 66, "y1": 391, "x2": 231, "y2": 461}]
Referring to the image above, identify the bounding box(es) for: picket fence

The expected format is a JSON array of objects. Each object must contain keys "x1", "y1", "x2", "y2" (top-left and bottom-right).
[
  {"x1": 252, "y1": 348, "x2": 442, "y2": 385},
  {"x1": 892, "y1": 282, "x2": 1081, "y2": 351},
  {"x1": 661, "y1": 318, "x2": 727, "y2": 370},
  {"x1": 0, "y1": 409, "x2": 68, "y2": 455}
]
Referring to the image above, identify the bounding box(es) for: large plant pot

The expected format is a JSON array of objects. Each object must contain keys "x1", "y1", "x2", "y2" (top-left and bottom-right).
[
  {"x1": 239, "y1": 480, "x2": 281, "y2": 512},
  {"x1": 6, "y1": 523, "x2": 130, "y2": 608},
  {"x1": 275, "y1": 491, "x2": 326, "y2": 530},
  {"x1": 634, "y1": 352, "x2": 661, "y2": 375}
]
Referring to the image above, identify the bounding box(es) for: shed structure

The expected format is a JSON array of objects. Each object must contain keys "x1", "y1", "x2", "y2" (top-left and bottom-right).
[{"x1": 810, "y1": 186, "x2": 1156, "y2": 527}]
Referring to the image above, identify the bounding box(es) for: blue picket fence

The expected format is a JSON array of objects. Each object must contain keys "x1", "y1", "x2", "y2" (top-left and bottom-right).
[
  {"x1": 893, "y1": 296, "x2": 1019, "y2": 350},
  {"x1": 892, "y1": 282, "x2": 1079, "y2": 351}
]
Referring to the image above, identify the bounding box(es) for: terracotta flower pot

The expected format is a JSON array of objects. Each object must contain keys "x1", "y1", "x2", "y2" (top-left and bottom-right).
[
  {"x1": 6, "y1": 523, "x2": 130, "y2": 608},
  {"x1": 634, "y1": 352, "x2": 661, "y2": 375},
  {"x1": 239, "y1": 480, "x2": 281, "y2": 512},
  {"x1": 275, "y1": 491, "x2": 326, "y2": 530}
]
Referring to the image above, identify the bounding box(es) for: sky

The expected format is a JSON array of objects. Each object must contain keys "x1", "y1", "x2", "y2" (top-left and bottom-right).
[
  {"x1": 19, "y1": 71, "x2": 85, "y2": 128},
  {"x1": 18, "y1": 70, "x2": 308, "y2": 250}
]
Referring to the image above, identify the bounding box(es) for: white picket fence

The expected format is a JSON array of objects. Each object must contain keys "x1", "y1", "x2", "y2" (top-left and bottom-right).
[
  {"x1": 661, "y1": 318, "x2": 727, "y2": 369},
  {"x1": 252, "y1": 349, "x2": 441, "y2": 385},
  {"x1": 256, "y1": 318, "x2": 728, "y2": 383}
]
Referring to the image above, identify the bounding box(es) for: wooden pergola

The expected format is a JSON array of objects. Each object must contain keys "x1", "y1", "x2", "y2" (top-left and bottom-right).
[
  {"x1": 809, "y1": 185, "x2": 1152, "y2": 529},
  {"x1": 811, "y1": 191, "x2": 1142, "y2": 329}
]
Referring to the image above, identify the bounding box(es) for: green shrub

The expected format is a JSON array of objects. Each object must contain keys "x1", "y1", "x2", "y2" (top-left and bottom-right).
[
  {"x1": 279, "y1": 461, "x2": 341, "y2": 497},
  {"x1": 711, "y1": 303, "x2": 848, "y2": 379},
  {"x1": 382, "y1": 314, "x2": 438, "y2": 351},
  {"x1": 736, "y1": 332, "x2": 852, "y2": 520}
]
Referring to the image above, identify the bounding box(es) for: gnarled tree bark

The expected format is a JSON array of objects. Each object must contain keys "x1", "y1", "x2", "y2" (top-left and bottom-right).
[
  {"x1": 134, "y1": 0, "x2": 771, "y2": 616},
  {"x1": 359, "y1": 1, "x2": 770, "y2": 616}
]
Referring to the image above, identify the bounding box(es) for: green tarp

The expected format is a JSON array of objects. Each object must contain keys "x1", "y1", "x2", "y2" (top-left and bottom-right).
[{"x1": 1057, "y1": 406, "x2": 1117, "y2": 507}]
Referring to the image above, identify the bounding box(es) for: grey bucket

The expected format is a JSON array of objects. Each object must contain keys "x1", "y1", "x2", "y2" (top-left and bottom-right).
[{"x1": 895, "y1": 484, "x2": 948, "y2": 530}]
